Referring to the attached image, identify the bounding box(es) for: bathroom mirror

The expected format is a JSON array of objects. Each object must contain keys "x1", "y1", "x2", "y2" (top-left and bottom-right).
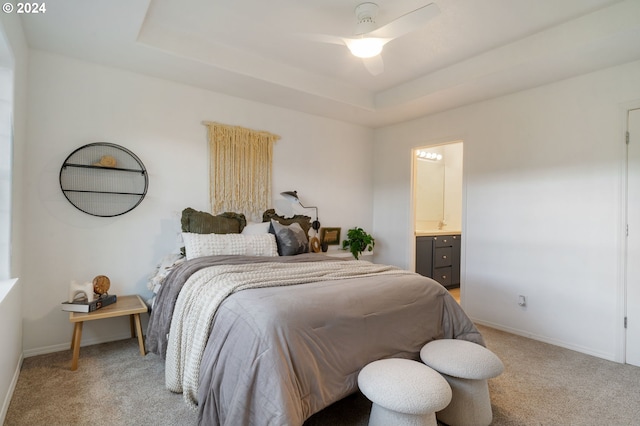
[
  {"x1": 414, "y1": 142, "x2": 463, "y2": 232},
  {"x1": 415, "y1": 147, "x2": 445, "y2": 228}
]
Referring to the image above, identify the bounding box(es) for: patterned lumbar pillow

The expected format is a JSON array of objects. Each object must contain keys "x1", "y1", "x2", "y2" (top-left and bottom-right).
[
  {"x1": 181, "y1": 233, "x2": 278, "y2": 260},
  {"x1": 269, "y1": 219, "x2": 309, "y2": 256}
]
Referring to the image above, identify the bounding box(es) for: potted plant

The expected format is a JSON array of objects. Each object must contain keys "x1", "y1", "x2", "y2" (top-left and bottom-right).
[{"x1": 342, "y1": 227, "x2": 375, "y2": 260}]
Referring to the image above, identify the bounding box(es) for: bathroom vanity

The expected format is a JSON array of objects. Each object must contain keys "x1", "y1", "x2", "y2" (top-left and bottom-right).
[{"x1": 415, "y1": 232, "x2": 461, "y2": 289}]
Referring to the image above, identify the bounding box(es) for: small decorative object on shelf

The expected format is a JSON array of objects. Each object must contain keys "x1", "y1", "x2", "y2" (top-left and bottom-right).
[
  {"x1": 342, "y1": 227, "x2": 375, "y2": 260},
  {"x1": 68, "y1": 280, "x2": 95, "y2": 303},
  {"x1": 309, "y1": 236, "x2": 321, "y2": 253},
  {"x1": 64, "y1": 276, "x2": 115, "y2": 312},
  {"x1": 92, "y1": 275, "x2": 111, "y2": 295},
  {"x1": 319, "y1": 227, "x2": 341, "y2": 245},
  {"x1": 92, "y1": 155, "x2": 117, "y2": 168},
  {"x1": 61, "y1": 293, "x2": 117, "y2": 313}
]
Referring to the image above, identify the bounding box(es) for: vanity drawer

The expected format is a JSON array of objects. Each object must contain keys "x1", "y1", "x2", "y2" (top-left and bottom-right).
[
  {"x1": 433, "y1": 267, "x2": 452, "y2": 287},
  {"x1": 434, "y1": 236, "x2": 455, "y2": 248},
  {"x1": 434, "y1": 247, "x2": 452, "y2": 268}
]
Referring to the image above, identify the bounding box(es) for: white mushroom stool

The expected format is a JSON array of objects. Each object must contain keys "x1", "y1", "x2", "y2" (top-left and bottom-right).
[
  {"x1": 420, "y1": 339, "x2": 504, "y2": 426},
  {"x1": 357, "y1": 358, "x2": 452, "y2": 426}
]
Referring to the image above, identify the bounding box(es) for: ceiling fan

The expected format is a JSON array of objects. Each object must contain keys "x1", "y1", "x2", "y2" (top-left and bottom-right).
[{"x1": 309, "y1": 2, "x2": 440, "y2": 76}]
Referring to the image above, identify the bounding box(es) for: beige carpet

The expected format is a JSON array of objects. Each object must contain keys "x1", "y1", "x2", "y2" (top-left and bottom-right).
[
  {"x1": 6, "y1": 325, "x2": 640, "y2": 425},
  {"x1": 4, "y1": 340, "x2": 198, "y2": 426},
  {"x1": 482, "y1": 325, "x2": 640, "y2": 425}
]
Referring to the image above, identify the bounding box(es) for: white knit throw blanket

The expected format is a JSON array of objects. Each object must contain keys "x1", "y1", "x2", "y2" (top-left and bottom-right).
[{"x1": 165, "y1": 260, "x2": 414, "y2": 408}]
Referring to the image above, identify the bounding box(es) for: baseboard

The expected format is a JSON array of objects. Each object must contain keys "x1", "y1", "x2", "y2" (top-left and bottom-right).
[
  {"x1": 0, "y1": 352, "x2": 23, "y2": 425},
  {"x1": 23, "y1": 331, "x2": 138, "y2": 358},
  {"x1": 471, "y1": 318, "x2": 617, "y2": 362}
]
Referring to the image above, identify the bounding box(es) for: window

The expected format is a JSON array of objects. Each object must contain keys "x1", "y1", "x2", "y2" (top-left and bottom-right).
[{"x1": 0, "y1": 39, "x2": 13, "y2": 280}]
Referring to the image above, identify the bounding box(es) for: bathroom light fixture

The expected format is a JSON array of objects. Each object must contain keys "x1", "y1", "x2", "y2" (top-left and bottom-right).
[
  {"x1": 416, "y1": 150, "x2": 442, "y2": 161},
  {"x1": 281, "y1": 190, "x2": 321, "y2": 231}
]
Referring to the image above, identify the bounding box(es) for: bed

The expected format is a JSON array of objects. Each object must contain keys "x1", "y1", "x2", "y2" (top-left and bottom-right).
[{"x1": 146, "y1": 208, "x2": 483, "y2": 426}]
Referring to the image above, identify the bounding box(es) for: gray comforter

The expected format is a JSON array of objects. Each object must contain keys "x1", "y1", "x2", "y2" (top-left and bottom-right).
[{"x1": 146, "y1": 254, "x2": 483, "y2": 426}]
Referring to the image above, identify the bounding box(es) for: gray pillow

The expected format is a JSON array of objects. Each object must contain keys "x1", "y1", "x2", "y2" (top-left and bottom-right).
[{"x1": 270, "y1": 219, "x2": 309, "y2": 256}]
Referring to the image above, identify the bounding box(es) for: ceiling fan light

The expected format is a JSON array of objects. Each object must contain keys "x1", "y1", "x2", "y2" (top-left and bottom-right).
[{"x1": 347, "y1": 38, "x2": 384, "y2": 58}]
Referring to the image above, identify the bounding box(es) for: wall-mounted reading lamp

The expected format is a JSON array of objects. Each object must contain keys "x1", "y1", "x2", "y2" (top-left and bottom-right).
[{"x1": 280, "y1": 190, "x2": 321, "y2": 231}]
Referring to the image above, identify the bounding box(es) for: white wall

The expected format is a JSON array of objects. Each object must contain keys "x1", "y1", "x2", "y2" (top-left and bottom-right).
[
  {"x1": 442, "y1": 142, "x2": 463, "y2": 231},
  {"x1": 0, "y1": 279, "x2": 21, "y2": 424},
  {"x1": 374, "y1": 60, "x2": 640, "y2": 362},
  {"x1": 21, "y1": 50, "x2": 373, "y2": 355}
]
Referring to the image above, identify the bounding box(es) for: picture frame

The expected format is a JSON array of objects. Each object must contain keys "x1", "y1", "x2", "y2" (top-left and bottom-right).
[{"x1": 320, "y1": 227, "x2": 341, "y2": 245}]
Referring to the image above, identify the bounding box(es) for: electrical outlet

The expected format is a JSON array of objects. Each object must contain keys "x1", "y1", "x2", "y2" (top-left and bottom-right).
[{"x1": 518, "y1": 295, "x2": 526, "y2": 307}]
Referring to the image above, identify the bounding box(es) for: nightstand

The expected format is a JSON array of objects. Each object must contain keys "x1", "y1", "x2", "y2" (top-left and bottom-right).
[{"x1": 68, "y1": 294, "x2": 148, "y2": 370}]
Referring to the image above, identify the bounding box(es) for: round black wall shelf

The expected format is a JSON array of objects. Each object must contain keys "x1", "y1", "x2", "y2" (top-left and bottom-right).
[{"x1": 59, "y1": 142, "x2": 148, "y2": 217}]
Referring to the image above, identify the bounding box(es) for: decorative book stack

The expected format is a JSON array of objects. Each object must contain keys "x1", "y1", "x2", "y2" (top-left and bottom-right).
[{"x1": 61, "y1": 294, "x2": 117, "y2": 313}]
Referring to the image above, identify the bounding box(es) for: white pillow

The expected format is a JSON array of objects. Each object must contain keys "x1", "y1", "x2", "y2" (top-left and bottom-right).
[
  {"x1": 241, "y1": 221, "x2": 271, "y2": 235},
  {"x1": 182, "y1": 232, "x2": 278, "y2": 260},
  {"x1": 147, "y1": 253, "x2": 185, "y2": 294}
]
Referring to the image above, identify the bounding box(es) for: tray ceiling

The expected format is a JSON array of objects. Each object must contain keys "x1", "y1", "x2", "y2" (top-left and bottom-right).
[{"x1": 19, "y1": 0, "x2": 640, "y2": 127}]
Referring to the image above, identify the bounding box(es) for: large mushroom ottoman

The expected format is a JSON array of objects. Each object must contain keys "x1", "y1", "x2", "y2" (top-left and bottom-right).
[
  {"x1": 357, "y1": 358, "x2": 452, "y2": 426},
  {"x1": 420, "y1": 339, "x2": 504, "y2": 426}
]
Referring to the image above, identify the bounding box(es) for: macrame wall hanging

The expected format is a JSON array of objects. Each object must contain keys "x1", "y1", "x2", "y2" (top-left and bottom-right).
[{"x1": 203, "y1": 121, "x2": 280, "y2": 221}]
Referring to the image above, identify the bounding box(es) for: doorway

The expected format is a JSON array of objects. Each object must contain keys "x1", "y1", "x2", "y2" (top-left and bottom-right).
[
  {"x1": 413, "y1": 141, "x2": 464, "y2": 302},
  {"x1": 626, "y1": 108, "x2": 640, "y2": 367}
]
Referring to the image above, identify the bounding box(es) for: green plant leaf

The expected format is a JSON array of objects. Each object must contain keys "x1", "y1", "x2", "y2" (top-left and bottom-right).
[{"x1": 342, "y1": 227, "x2": 375, "y2": 260}]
